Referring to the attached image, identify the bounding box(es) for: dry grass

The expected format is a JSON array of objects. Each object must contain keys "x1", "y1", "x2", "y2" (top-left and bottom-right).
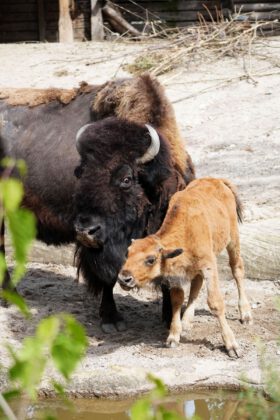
[
  {"x1": 124, "y1": 18, "x2": 278, "y2": 76},
  {"x1": 112, "y1": 4, "x2": 280, "y2": 77}
]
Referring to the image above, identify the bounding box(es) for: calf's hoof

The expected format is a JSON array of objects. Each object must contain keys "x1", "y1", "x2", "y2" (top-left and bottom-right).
[
  {"x1": 227, "y1": 345, "x2": 241, "y2": 359},
  {"x1": 166, "y1": 336, "x2": 180, "y2": 348},
  {"x1": 240, "y1": 311, "x2": 253, "y2": 325},
  {"x1": 180, "y1": 331, "x2": 190, "y2": 343}
]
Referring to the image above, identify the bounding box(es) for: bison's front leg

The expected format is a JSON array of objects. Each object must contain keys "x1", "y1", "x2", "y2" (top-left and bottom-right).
[
  {"x1": 161, "y1": 283, "x2": 172, "y2": 327},
  {"x1": 99, "y1": 283, "x2": 127, "y2": 333}
]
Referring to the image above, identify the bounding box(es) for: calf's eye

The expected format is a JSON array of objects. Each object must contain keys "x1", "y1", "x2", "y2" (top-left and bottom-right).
[{"x1": 145, "y1": 256, "x2": 156, "y2": 266}]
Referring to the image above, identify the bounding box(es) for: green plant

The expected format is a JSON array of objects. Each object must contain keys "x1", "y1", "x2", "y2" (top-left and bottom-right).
[
  {"x1": 237, "y1": 298, "x2": 280, "y2": 419},
  {"x1": 0, "y1": 159, "x2": 88, "y2": 420},
  {"x1": 130, "y1": 375, "x2": 188, "y2": 420}
]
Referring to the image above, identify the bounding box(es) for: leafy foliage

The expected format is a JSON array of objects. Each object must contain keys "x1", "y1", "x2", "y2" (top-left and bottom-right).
[
  {"x1": 0, "y1": 159, "x2": 35, "y2": 289},
  {"x1": 0, "y1": 160, "x2": 88, "y2": 419},
  {"x1": 7, "y1": 314, "x2": 88, "y2": 400},
  {"x1": 130, "y1": 375, "x2": 186, "y2": 420},
  {"x1": 237, "y1": 298, "x2": 280, "y2": 419}
]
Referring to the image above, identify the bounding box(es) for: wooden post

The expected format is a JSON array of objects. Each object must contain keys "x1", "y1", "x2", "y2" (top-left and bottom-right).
[
  {"x1": 91, "y1": 0, "x2": 104, "y2": 41},
  {"x1": 37, "y1": 0, "x2": 46, "y2": 41},
  {"x1": 59, "y1": 0, "x2": 74, "y2": 43}
]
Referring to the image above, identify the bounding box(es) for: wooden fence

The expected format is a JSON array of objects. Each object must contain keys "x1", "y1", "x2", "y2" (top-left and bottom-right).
[
  {"x1": 0, "y1": 0, "x2": 279, "y2": 43},
  {"x1": 0, "y1": 0, "x2": 91, "y2": 43}
]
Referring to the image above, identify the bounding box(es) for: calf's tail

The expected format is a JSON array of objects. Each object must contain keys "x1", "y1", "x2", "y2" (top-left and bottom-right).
[{"x1": 221, "y1": 179, "x2": 243, "y2": 223}]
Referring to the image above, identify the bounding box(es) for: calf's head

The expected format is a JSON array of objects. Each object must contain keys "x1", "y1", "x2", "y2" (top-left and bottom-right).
[{"x1": 118, "y1": 235, "x2": 183, "y2": 290}]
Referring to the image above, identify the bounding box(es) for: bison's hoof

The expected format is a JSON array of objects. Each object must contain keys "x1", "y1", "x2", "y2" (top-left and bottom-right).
[
  {"x1": 116, "y1": 321, "x2": 127, "y2": 332},
  {"x1": 101, "y1": 323, "x2": 117, "y2": 334},
  {"x1": 241, "y1": 311, "x2": 253, "y2": 325},
  {"x1": 227, "y1": 345, "x2": 241, "y2": 359},
  {"x1": 101, "y1": 321, "x2": 127, "y2": 334}
]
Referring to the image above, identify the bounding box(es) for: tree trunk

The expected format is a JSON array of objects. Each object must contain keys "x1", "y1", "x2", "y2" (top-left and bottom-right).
[
  {"x1": 59, "y1": 0, "x2": 74, "y2": 43},
  {"x1": 91, "y1": 0, "x2": 104, "y2": 41}
]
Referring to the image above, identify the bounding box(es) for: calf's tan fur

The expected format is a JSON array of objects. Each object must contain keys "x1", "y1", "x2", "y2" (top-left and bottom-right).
[{"x1": 118, "y1": 178, "x2": 252, "y2": 357}]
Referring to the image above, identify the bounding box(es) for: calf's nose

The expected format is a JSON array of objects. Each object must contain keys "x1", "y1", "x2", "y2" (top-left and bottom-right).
[{"x1": 118, "y1": 271, "x2": 136, "y2": 290}]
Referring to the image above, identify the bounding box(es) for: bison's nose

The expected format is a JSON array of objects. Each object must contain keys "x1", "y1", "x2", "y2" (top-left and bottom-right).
[
  {"x1": 118, "y1": 271, "x2": 136, "y2": 290},
  {"x1": 88, "y1": 225, "x2": 101, "y2": 236},
  {"x1": 75, "y1": 216, "x2": 105, "y2": 248}
]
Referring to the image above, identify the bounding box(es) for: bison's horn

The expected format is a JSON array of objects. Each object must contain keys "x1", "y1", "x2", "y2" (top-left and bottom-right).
[
  {"x1": 136, "y1": 124, "x2": 160, "y2": 164},
  {"x1": 76, "y1": 124, "x2": 92, "y2": 154}
]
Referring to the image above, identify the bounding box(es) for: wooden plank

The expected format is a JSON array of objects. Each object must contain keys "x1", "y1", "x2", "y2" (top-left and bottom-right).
[
  {"x1": 59, "y1": 0, "x2": 74, "y2": 42},
  {"x1": 0, "y1": 13, "x2": 39, "y2": 22},
  {"x1": 247, "y1": 10, "x2": 280, "y2": 18},
  {"x1": 0, "y1": 4, "x2": 37, "y2": 13},
  {"x1": 117, "y1": 0, "x2": 220, "y2": 11},
  {"x1": 0, "y1": 31, "x2": 38, "y2": 42},
  {"x1": 0, "y1": 22, "x2": 38, "y2": 31},
  {"x1": 91, "y1": 0, "x2": 104, "y2": 41},
  {"x1": 235, "y1": 3, "x2": 280, "y2": 11},
  {"x1": 38, "y1": 0, "x2": 46, "y2": 41},
  {"x1": 123, "y1": 10, "x2": 217, "y2": 21},
  {"x1": 0, "y1": 0, "x2": 36, "y2": 3},
  {"x1": 234, "y1": 0, "x2": 280, "y2": 3}
]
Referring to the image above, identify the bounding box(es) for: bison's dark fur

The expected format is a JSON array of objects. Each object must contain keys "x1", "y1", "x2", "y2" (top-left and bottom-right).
[{"x1": 0, "y1": 74, "x2": 195, "y2": 332}]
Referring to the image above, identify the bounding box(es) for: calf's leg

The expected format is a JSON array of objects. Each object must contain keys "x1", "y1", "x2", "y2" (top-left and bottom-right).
[
  {"x1": 227, "y1": 242, "x2": 252, "y2": 325},
  {"x1": 181, "y1": 274, "x2": 203, "y2": 339},
  {"x1": 166, "y1": 287, "x2": 184, "y2": 348},
  {"x1": 202, "y1": 260, "x2": 240, "y2": 358}
]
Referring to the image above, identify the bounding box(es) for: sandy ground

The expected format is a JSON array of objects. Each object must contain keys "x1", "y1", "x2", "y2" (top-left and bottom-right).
[{"x1": 0, "y1": 38, "x2": 280, "y2": 397}]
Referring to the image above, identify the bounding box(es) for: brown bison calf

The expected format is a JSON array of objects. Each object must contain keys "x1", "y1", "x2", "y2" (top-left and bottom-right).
[{"x1": 118, "y1": 178, "x2": 252, "y2": 358}]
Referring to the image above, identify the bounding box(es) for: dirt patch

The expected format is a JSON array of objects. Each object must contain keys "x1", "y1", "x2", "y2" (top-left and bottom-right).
[
  {"x1": 0, "y1": 265, "x2": 279, "y2": 397},
  {"x1": 0, "y1": 38, "x2": 279, "y2": 397}
]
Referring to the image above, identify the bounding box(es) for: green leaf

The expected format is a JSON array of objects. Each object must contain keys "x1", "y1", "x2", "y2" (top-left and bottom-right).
[
  {"x1": 1, "y1": 389, "x2": 21, "y2": 401},
  {"x1": 0, "y1": 179, "x2": 23, "y2": 212},
  {"x1": 158, "y1": 406, "x2": 185, "y2": 420},
  {"x1": 0, "y1": 157, "x2": 16, "y2": 170},
  {"x1": 1, "y1": 290, "x2": 30, "y2": 318},
  {"x1": 52, "y1": 381, "x2": 65, "y2": 396},
  {"x1": 0, "y1": 252, "x2": 7, "y2": 286},
  {"x1": 37, "y1": 316, "x2": 60, "y2": 345},
  {"x1": 16, "y1": 159, "x2": 27, "y2": 178},
  {"x1": 51, "y1": 315, "x2": 88, "y2": 380},
  {"x1": 8, "y1": 337, "x2": 47, "y2": 399},
  {"x1": 130, "y1": 399, "x2": 152, "y2": 420},
  {"x1": 6, "y1": 208, "x2": 36, "y2": 284},
  {"x1": 147, "y1": 374, "x2": 167, "y2": 399}
]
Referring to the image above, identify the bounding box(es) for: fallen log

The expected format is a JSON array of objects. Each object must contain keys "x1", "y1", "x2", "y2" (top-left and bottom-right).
[
  {"x1": 6, "y1": 219, "x2": 280, "y2": 281},
  {"x1": 102, "y1": 2, "x2": 142, "y2": 37},
  {"x1": 218, "y1": 218, "x2": 280, "y2": 280}
]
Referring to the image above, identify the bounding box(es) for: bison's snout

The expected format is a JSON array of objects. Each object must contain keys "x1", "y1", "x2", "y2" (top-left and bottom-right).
[
  {"x1": 118, "y1": 271, "x2": 136, "y2": 291},
  {"x1": 75, "y1": 215, "x2": 105, "y2": 248}
]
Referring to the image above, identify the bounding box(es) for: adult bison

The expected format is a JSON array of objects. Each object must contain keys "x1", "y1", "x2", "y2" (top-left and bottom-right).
[{"x1": 0, "y1": 74, "x2": 195, "y2": 332}]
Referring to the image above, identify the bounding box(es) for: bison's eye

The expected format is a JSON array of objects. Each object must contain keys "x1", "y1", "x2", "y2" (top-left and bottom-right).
[
  {"x1": 120, "y1": 176, "x2": 132, "y2": 189},
  {"x1": 145, "y1": 256, "x2": 156, "y2": 266}
]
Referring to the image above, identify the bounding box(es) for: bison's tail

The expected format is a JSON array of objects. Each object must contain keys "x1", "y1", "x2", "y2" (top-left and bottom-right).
[{"x1": 221, "y1": 179, "x2": 243, "y2": 223}]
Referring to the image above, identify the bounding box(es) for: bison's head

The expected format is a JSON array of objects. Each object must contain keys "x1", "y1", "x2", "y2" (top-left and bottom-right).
[{"x1": 73, "y1": 117, "x2": 182, "y2": 285}]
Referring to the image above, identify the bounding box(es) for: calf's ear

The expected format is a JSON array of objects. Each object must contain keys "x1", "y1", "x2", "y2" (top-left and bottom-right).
[{"x1": 162, "y1": 248, "x2": 183, "y2": 260}]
